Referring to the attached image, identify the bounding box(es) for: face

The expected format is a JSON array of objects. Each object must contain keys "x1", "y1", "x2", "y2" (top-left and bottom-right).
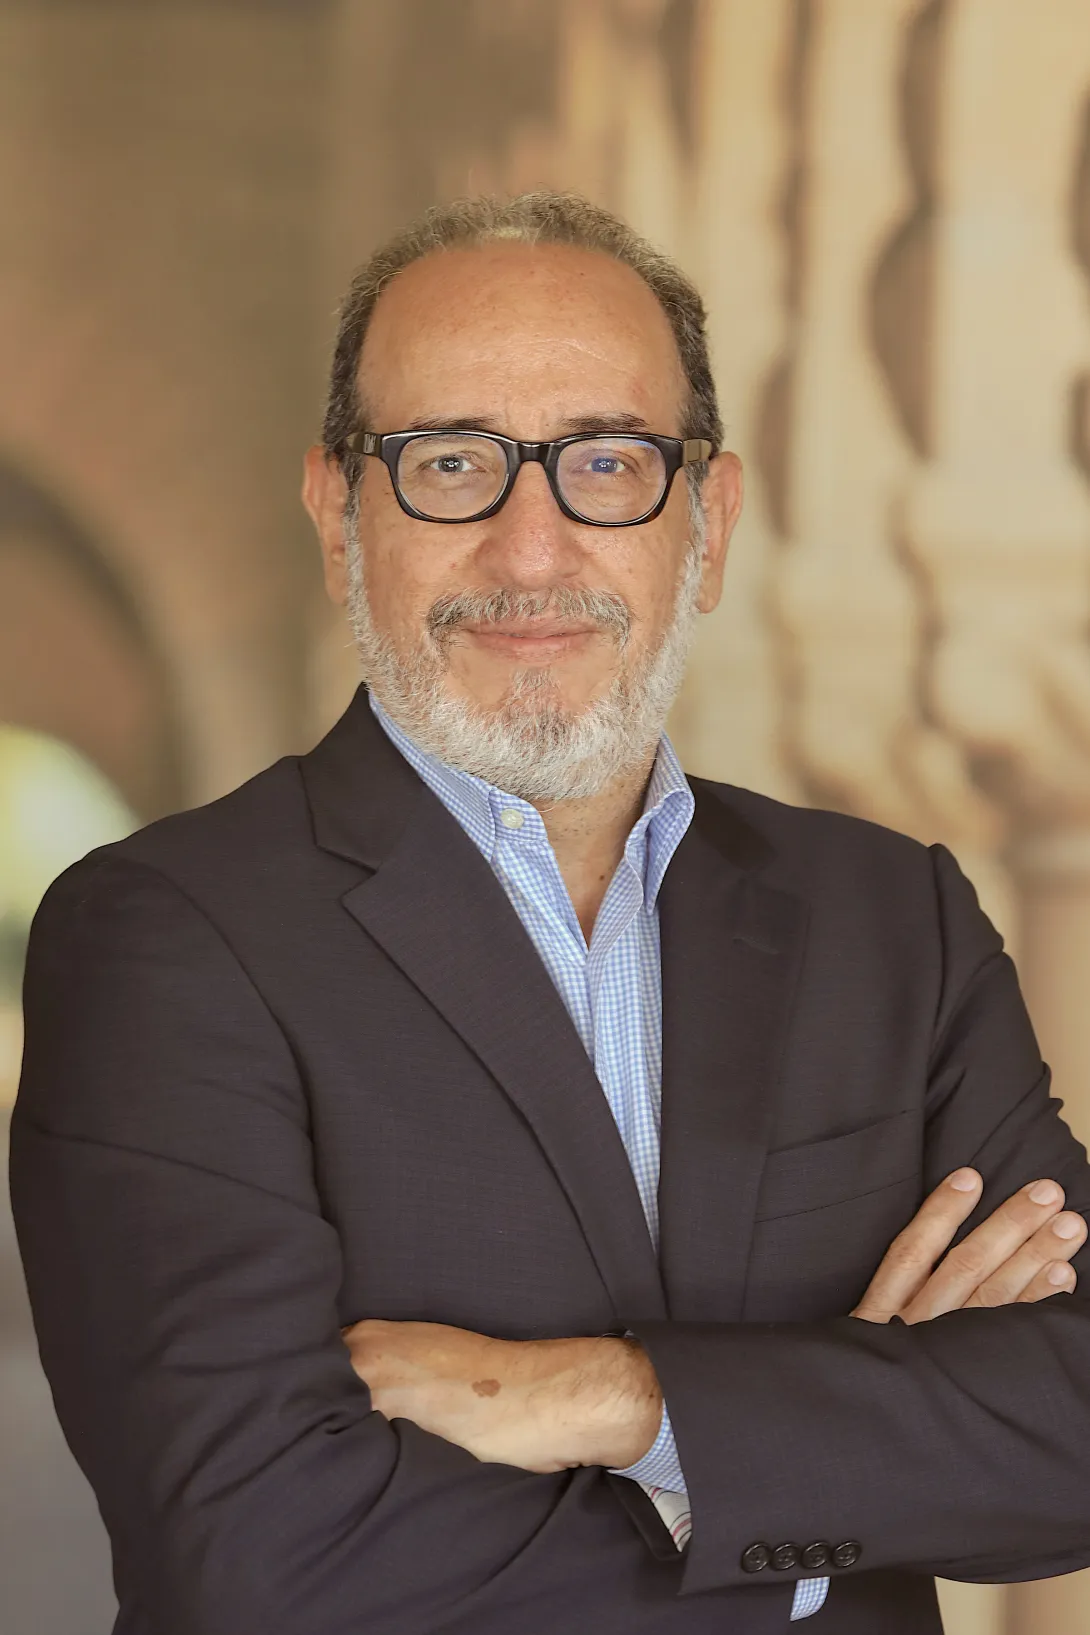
[{"x1": 304, "y1": 241, "x2": 742, "y2": 799}]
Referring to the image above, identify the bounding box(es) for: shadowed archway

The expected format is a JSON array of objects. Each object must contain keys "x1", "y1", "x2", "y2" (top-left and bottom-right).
[{"x1": 0, "y1": 458, "x2": 186, "y2": 820}]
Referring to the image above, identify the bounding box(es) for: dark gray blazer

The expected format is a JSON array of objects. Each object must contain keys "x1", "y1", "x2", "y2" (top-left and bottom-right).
[{"x1": 10, "y1": 683, "x2": 1090, "y2": 1634}]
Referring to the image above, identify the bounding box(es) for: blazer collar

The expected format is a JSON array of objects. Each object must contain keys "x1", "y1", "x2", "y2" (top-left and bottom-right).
[
  {"x1": 298, "y1": 683, "x2": 427, "y2": 872},
  {"x1": 299, "y1": 685, "x2": 806, "y2": 1326}
]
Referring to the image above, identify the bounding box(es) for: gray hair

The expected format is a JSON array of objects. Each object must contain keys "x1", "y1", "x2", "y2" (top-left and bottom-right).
[{"x1": 322, "y1": 191, "x2": 722, "y2": 502}]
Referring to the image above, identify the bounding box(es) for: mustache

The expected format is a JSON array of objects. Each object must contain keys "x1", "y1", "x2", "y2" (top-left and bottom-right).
[{"x1": 426, "y1": 585, "x2": 632, "y2": 647}]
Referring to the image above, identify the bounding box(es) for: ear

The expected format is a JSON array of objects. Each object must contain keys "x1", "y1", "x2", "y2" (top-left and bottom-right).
[
  {"x1": 694, "y1": 451, "x2": 743, "y2": 615},
  {"x1": 302, "y1": 444, "x2": 351, "y2": 606}
]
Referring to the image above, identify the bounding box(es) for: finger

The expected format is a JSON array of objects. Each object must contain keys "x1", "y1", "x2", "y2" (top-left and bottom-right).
[
  {"x1": 853, "y1": 1169, "x2": 982, "y2": 1320},
  {"x1": 904, "y1": 1179, "x2": 1067, "y2": 1321},
  {"x1": 963, "y1": 1212, "x2": 1087, "y2": 1309},
  {"x1": 1015, "y1": 1259, "x2": 1079, "y2": 1303}
]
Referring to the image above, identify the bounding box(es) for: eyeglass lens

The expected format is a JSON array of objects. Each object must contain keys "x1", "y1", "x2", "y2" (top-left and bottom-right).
[{"x1": 394, "y1": 433, "x2": 668, "y2": 522}]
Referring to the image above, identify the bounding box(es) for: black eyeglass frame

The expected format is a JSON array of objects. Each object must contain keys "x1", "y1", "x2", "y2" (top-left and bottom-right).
[{"x1": 344, "y1": 428, "x2": 714, "y2": 527}]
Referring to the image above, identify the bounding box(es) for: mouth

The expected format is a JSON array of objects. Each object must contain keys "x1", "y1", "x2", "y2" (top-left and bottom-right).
[{"x1": 457, "y1": 621, "x2": 602, "y2": 660}]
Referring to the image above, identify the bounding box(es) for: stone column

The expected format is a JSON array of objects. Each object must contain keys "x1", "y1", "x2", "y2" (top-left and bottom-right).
[
  {"x1": 775, "y1": 0, "x2": 1010, "y2": 936},
  {"x1": 905, "y1": 4, "x2": 1090, "y2": 1627},
  {"x1": 668, "y1": 0, "x2": 801, "y2": 799}
]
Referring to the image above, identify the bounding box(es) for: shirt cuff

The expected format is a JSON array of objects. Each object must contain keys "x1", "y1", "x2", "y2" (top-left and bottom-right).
[
  {"x1": 790, "y1": 1577, "x2": 831, "y2": 1619},
  {"x1": 607, "y1": 1397, "x2": 686, "y2": 1492}
]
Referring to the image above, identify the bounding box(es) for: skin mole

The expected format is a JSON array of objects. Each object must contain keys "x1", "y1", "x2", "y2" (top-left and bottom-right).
[{"x1": 472, "y1": 1378, "x2": 502, "y2": 1397}]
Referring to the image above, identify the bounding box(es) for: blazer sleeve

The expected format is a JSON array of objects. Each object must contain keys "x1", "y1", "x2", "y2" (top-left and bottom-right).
[
  {"x1": 631, "y1": 843, "x2": 1090, "y2": 1598},
  {"x1": 8, "y1": 853, "x2": 635, "y2": 1635}
]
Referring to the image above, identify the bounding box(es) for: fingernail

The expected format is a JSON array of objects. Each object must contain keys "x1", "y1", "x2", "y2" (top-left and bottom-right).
[
  {"x1": 1027, "y1": 1180, "x2": 1062, "y2": 1206},
  {"x1": 1052, "y1": 1214, "x2": 1084, "y2": 1240},
  {"x1": 1048, "y1": 1262, "x2": 1076, "y2": 1287},
  {"x1": 948, "y1": 1169, "x2": 980, "y2": 1192}
]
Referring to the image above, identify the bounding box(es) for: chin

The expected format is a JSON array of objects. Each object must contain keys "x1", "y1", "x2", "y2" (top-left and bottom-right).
[{"x1": 459, "y1": 663, "x2": 609, "y2": 721}]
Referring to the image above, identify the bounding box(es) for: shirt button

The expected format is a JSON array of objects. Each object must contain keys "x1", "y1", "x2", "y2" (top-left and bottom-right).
[{"x1": 499, "y1": 808, "x2": 524, "y2": 830}]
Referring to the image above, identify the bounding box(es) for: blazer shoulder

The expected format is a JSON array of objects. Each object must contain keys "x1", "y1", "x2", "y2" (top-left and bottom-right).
[
  {"x1": 690, "y1": 775, "x2": 937, "y2": 888},
  {"x1": 696, "y1": 778, "x2": 934, "y2": 869},
  {"x1": 55, "y1": 753, "x2": 317, "y2": 907}
]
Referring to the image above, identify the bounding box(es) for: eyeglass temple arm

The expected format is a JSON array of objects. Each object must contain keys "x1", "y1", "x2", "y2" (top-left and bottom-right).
[{"x1": 682, "y1": 439, "x2": 713, "y2": 463}]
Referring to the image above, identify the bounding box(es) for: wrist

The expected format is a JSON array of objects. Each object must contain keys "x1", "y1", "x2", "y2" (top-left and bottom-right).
[{"x1": 573, "y1": 1335, "x2": 663, "y2": 1469}]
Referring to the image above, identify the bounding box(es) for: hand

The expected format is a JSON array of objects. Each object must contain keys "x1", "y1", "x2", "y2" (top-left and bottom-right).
[
  {"x1": 853, "y1": 1169, "x2": 1087, "y2": 1323},
  {"x1": 340, "y1": 1318, "x2": 662, "y2": 1473}
]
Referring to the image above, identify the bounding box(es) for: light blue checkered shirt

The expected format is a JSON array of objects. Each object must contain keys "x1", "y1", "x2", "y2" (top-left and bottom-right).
[{"x1": 372, "y1": 694, "x2": 829, "y2": 1621}]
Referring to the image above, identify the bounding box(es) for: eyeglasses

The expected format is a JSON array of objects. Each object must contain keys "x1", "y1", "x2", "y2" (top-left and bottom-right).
[{"x1": 345, "y1": 427, "x2": 713, "y2": 527}]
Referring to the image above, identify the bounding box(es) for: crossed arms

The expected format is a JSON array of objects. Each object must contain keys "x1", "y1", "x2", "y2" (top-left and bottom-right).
[
  {"x1": 340, "y1": 1168, "x2": 1088, "y2": 1475},
  {"x1": 10, "y1": 851, "x2": 1090, "y2": 1635}
]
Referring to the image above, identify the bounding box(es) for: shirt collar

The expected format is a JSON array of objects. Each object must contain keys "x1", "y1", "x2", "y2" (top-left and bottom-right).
[{"x1": 368, "y1": 690, "x2": 694, "y2": 908}]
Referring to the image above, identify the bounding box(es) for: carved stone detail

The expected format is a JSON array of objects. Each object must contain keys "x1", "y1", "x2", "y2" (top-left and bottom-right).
[
  {"x1": 769, "y1": 0, "x2": 1011, "y2": 933},
  {"x1": 668, "y1": 0, "x2": 802, "y2": 800},
  {"x1": 903, "y1": 10, "x2": 1090, "y2": 1615}
]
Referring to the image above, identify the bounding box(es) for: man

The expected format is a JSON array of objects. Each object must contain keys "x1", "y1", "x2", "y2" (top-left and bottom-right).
[{"x1": 9, "y1": 192, "x2": 1090, "y2": 1635}]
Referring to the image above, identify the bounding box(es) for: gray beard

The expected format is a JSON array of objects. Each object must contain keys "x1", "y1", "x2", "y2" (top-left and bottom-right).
[{"x1": 341, "y1": 505, "x2": 704, "y2": 803}]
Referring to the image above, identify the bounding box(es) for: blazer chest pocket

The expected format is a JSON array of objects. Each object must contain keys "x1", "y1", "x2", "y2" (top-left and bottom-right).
[
  {"x1": 746, "y1": 1109, "x2": 922, "y2": 1321},
  {"x1": 755, "y1": 1108, "x2": 920, "y2": 1223}
]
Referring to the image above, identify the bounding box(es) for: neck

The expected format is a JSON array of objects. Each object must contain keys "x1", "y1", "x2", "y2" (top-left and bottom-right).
[{"x1": 531, "y1": 754, "x2": 657, "y2": 942}]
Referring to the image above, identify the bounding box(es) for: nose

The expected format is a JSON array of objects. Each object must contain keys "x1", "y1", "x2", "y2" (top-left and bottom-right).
[{"x1": 474, "y1": 457, "x2": 585, "y2": 586}]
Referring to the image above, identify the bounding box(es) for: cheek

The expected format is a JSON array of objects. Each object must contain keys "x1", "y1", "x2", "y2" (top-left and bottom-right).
[
  {"x1": 606, "y1": 530, "x2": 690, "y2": 641},
  {"x1": 356, "y1": 507, "x2": 480, "y2": 640}
]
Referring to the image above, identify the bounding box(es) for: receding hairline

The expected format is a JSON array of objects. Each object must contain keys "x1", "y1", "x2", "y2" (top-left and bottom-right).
[
  {"x1": 357, "y1": 238, "x2": 690, "y2": 384},
  {"x1": 322, "y1": 190, "x2": 723, "y2": 468}
]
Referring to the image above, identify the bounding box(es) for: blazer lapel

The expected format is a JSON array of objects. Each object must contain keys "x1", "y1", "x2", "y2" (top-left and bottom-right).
[
  {"x1": 657, "y1": 782, "x2": 809, "y2": 1321},
  {"x1": 299, "y1": 686, "x2": 666, "y2": 1325}
]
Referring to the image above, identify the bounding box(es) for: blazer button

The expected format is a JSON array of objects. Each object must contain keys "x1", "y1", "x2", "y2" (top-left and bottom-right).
[
  {"x1": 832, "y1": 1540, "x2": 862, "y2": 1569},
  {"x1": 801, "y1": 1542, "x2": 832, "y2": 1570},
  {"x1": 772, "y1": 1543, "x2": 801, "y2": 1571},
  {"x1": 740, "y1": 1542, "x2": 772, "y2": 1573}
]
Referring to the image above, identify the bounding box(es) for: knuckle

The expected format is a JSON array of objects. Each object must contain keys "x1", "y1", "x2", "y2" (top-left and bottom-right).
[
  {"x1": 883, "y1": 1234, "x2": 929, "y2": 1277},
  {"x1": 1022, "y1": 1229, "x2": 1058, "y2": 1263},
  {"x1": 969, "y1": 1279, "x2": 1011, "y2": 1310},
  {"x1": 947, "y1": 1243, "x2": 988, "y2": 1283}
]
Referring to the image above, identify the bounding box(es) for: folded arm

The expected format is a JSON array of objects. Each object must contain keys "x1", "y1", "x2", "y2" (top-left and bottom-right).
[
  {"x1": 8, "y1": 855, "x2": 653, "y2": 1635},
  {"x1": 631, "y1": 845, "x2": 1090, "y2": 1595}
]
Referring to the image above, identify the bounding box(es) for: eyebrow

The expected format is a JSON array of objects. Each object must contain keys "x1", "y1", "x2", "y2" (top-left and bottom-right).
[{"x1": 399, "y1": 411, "x2": 656, "y2": 438}]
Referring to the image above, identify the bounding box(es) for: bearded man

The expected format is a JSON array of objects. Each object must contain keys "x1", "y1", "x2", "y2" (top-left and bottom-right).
[{"x1": 10, "y1": 193, "x2": 1090, "y2": 1635}]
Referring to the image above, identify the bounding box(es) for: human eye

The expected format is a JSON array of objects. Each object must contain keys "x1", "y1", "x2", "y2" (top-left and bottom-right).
[
  {"x1": 572, "y1": 442, "x2": 632, "y2": 476},
  {"x1": 396, "y1": 433, "x2": 507, "y2": 515},
  {"x1": 586, "y1": 450, "x2": 627, "y2": 476},
  {"x1": 432, "y1": 450, "x2": 476, "y2": 475},
  {"x1": 566, "y1": 438, "x2": 658, "y2": 483},
  {"x1": 404, "y1": 438, "x2": 490, "y2": 480}
]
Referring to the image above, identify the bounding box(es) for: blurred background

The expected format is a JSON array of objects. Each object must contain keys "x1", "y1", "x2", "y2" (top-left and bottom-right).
[{"x1": 2, "y1": 1, "x2": 1090, "y2": 1631}]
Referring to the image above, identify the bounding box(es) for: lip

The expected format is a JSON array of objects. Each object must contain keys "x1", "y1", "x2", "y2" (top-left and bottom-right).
[
  {"x1": 461, "y1": 621, "x2": 599, "y2": 639},
  {"x1": 459, "y1": 623, "x2": 600, "y2": 659}
]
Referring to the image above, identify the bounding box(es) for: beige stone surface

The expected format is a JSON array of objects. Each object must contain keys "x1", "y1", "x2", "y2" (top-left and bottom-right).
[{"x1": 673, "y1": 0, "x2": 803, "y2": 803}]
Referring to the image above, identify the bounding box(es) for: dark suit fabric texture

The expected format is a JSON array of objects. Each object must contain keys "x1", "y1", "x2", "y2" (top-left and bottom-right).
[{"x1": 10, "y1": 683, "x2": 1090, "y2": 1635}]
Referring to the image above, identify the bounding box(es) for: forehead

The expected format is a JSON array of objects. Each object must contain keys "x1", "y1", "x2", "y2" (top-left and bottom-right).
[{"x1": 357, "y1": 242, "x2": 688, "y2": 432}]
